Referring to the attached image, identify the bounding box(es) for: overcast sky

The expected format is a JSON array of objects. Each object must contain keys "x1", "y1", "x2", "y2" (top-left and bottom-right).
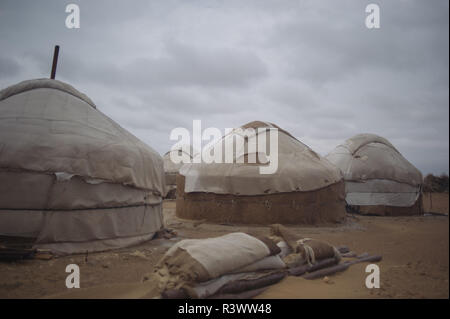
[{"x1": 0, "y1": 0, "x2": 448, "y2": 175}]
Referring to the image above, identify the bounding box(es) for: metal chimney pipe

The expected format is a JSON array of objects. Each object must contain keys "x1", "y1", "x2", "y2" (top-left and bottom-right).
[{"x1": 50, "y1": 45, "x2": 60, "y2": 79}]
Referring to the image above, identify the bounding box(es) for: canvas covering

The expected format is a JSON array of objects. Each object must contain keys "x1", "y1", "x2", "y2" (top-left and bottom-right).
[
  {"x1": 180, "y1": 121, "x2": 343, "y2": 196},
  {"x1": 153, "y1": 232, "x2": 281, "y2": 295},
  {"x1": 0, "y1": 79, "x2": 165, "y2": 193},
  {"x1": 326, "y1": 134, "x2": 423, "y2": 207},
  {"x1": 164, "y1": 232, "x2": 271, "y2": 279},
  {"x1": 0, "y1": 79, "x2": 165, "y2": 254},
  {"x1": 163, "y1": 145, "x2": 197, "y2": 175},
  {"x1": 163, "y1": 145, "x2": 197, "y2": 192}
]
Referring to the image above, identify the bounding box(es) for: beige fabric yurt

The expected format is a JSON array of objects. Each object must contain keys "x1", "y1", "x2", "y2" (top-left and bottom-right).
[
  {"x1": 176, "y1": 121, "x2": 346, "y2": 224},
  {"x1": 326, "y1": 133, "x2": 423, "y2": 216},
  {"x1": 0, "y1": 79, "x2": 166, "y2": 255},
  {"x1": 163, "y1": 145, "x2": 197, "y2": 199}
]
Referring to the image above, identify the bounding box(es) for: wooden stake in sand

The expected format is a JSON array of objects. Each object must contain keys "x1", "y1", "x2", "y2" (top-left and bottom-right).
[{"x1": 50, "y1": 45, "x2": 60, "y2": 79}]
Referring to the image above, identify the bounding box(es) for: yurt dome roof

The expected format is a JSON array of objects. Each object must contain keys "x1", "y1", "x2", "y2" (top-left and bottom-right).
[
  {"x1": 0, "y1": 78, "x2": 165, "y2": 254},
  {"x1": 0, "y1": 78, "x2": 165, "y2": 195},
  {"x1": 180, "y1": 121, "x2": 343, "y2": 196},
  {"x1": 340, "y1": 133, "x2": 399, "y2": 155},
  {"x1": 326, "y1": 133, "x2": 422, "y2": 187},
  {"x1": 0, "y1": 78, "x2": 96, "y2": 109},
  {"x1": 163, "y1": 144, "x2": 198, "y2": 174}
]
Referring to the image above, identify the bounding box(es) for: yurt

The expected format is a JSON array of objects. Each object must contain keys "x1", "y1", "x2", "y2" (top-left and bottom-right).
[
  {"x1": 326, "y1": 133, "x2": 423, "y2": 216},
  {"x1": 176, "y1": 121, "x2": 346, "y2": 224},
  {"x1": 0, "y1": 79, "x2": 166, "y2": 254},
  {"x1": 163, "y1": 145, "x2": 197, "y2": 199}
]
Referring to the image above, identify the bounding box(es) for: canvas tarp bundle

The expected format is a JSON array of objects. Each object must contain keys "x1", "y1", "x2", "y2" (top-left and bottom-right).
[
  {"x1": 180, "y1": 121, "x2": 342, "y2": 196},
  {"x1": 153, "y1": 232, "x2": 287, "y2": 297},
  {"x1": 326, "y1": 134, "x2": 422, "y2": 207},
  {"x1": 155, "y1": 228, "x2": 343, "y2": 299},
  {"x1": 155, "y1": 232, "x2": 271, "y2": 288},
  {"x1": 270, "y1": 224, "x2": 340, "y2": 267},
  {"x1": 230, "y1": 255, "x2": 285, "y2": 274}
]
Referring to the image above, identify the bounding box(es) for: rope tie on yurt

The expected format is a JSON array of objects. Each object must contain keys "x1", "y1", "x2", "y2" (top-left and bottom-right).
[
  {"x1": 297, "y1": 238, "x2": 315, "y2": 266},
  {"x1": 332, "y1": 246, "x2": 342, "y2": 262}
]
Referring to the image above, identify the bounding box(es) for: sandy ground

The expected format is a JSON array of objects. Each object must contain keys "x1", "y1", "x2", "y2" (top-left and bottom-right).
[
  {"x1": 0, "y1": 198, "x2": 448, "y2": 299},
  {"x1": 423, "y1": 192, "x2": 449, "y2": 215}
]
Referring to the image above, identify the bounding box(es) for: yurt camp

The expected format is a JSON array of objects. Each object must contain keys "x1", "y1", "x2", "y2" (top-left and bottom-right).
[
  {"x1": 176, "y1": 121, "x2": 346, "y2": 224},
  {"x1": 163, "y1": 145, "x2": 197, "y2": 199},
  {"x1": 326, "y1": 133, "x2": 423, "y2": 216},
  {"x1": 0, "y1": 78, "x2": 166, "y2": 255}
]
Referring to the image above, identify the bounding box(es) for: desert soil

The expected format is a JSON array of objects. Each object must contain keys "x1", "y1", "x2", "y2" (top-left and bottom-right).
[
  {"x1": 0, "y1": 196, "x2": 448, "y2": 299},
  {"x1": 423, "y1": 192, "x2": 449, "y2": 215}
]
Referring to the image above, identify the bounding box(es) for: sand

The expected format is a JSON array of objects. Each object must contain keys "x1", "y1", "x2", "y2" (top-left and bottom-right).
[
  {"x1": 0, "y1": 197, "x2": 448, "y2": 299},
  {"x1": 423, "y1": 192, "x2": 449, "y2": 215}
]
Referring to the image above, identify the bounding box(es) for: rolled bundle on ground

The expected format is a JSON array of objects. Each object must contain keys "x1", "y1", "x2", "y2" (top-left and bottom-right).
[
  {"x1": 303, "y1": 254, "x2": 382, "y2": 279},
  {"x1": 208, "y1": 287, "x2": 270, "y2": 299},
  {"x1": 269, "y1": 224, "x2": 341, "y2": 268},
  {"x1": 152, "y1": 232, "x2": 287, "y2": 298},
  {"x1": 184, "y1": 270, "x2": 286, "y2": 299}
]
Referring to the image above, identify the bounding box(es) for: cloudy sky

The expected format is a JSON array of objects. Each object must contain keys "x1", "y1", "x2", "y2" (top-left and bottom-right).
[{"x1": 0, "y1": 0, "x2": 448, "y2": 175}]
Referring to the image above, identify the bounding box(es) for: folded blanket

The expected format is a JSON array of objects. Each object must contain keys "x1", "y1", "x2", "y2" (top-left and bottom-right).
[
  {"x1": 163, "y1": 270, "x2": 287, "y2": 299},
  {"x1": 215, "y1": 271, "x2": 287, "y2": 295},
  {"x1": 208, "y1": 287, "x2": 269, "y2": 299},
  {"x1": 185, "y1": 271, "x2": 280, "y2": 299}
]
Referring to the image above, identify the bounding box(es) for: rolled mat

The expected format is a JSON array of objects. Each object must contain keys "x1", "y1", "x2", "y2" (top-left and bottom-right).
[
  {"x1": 303, "y1": 263, "x2": 350, "y2": 280},
  {"x1": 162, "y1": 271, "x2": 287, "y2": 299},
  {"x1": 336, "y1": 246, "x2": 350, "y2": 254},
  {"x1": 288, "y1": 257, "x2": 339, "y2": 276},
  {"x1": 161, "y1": 288, "x2": 189, "y2": 299},
  {"x1": 216, "y1": 271, "x2": 287, "y2": 295},
  {"x1": 208, "y1": 287, "x2": 269, "y2": 299},
  {"x1": 303, "y1": 255, "x2": 382, "y2": 280},
  {"x1": 346, "y1": 255, "x2": 382, "y2": 266}
]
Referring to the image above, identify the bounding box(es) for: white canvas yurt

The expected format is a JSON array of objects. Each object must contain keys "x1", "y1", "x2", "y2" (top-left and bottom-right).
[
  {"x1": 0, "y1": 79, "x2": 166, "y2": 254},
  {"x1": 326, "y1": 133, "x2": 423, "y2": 216},
  {"x1": 163, "y1": 145, "x2": 197, "y2": 199},
  {"x1": 176, "y1": 121, "x2": 346, "y2": 224}
]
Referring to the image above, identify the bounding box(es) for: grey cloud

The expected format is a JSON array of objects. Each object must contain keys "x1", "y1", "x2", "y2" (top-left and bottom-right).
[
  {"x1": 266, "y1": 1, "x2": 448, "y2": 86},
  {"x1": 53, "y1": 41, "x2": 268, "y2": 89},
  {"x1": 0, "y1": 0, "x2": 448, "y2": 175},
  {"x1": 0, "y1": 56, "x2": 20, "y2": 78}
]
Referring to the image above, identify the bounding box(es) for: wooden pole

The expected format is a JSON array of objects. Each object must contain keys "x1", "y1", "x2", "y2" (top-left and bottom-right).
[{"x1": 50, "y1": 45, "x2": 60, "y2": 79}]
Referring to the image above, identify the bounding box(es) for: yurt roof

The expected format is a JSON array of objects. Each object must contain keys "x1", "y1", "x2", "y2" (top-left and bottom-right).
[
  {"x1": 179, "y1": 121, "x2": 343, "y2": 196},
  {"x1": 0, "y1": 78, "x2": 165, "y2": 195},
  {"x1": 0, "y1": 78, "x2": 96, "y2": 108},
  {"x1": 326, "y1": 133, "x2": 422, "y2": 186},
  {"x1": 163, "y1": 144, "x2": 198, "y2": 174},
  {"x1": 163, "y1": 144, "x2": 198, "y2": 158},
  {"x1": 338, "y1": 133, "x2": 399, "y2": 155}
]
